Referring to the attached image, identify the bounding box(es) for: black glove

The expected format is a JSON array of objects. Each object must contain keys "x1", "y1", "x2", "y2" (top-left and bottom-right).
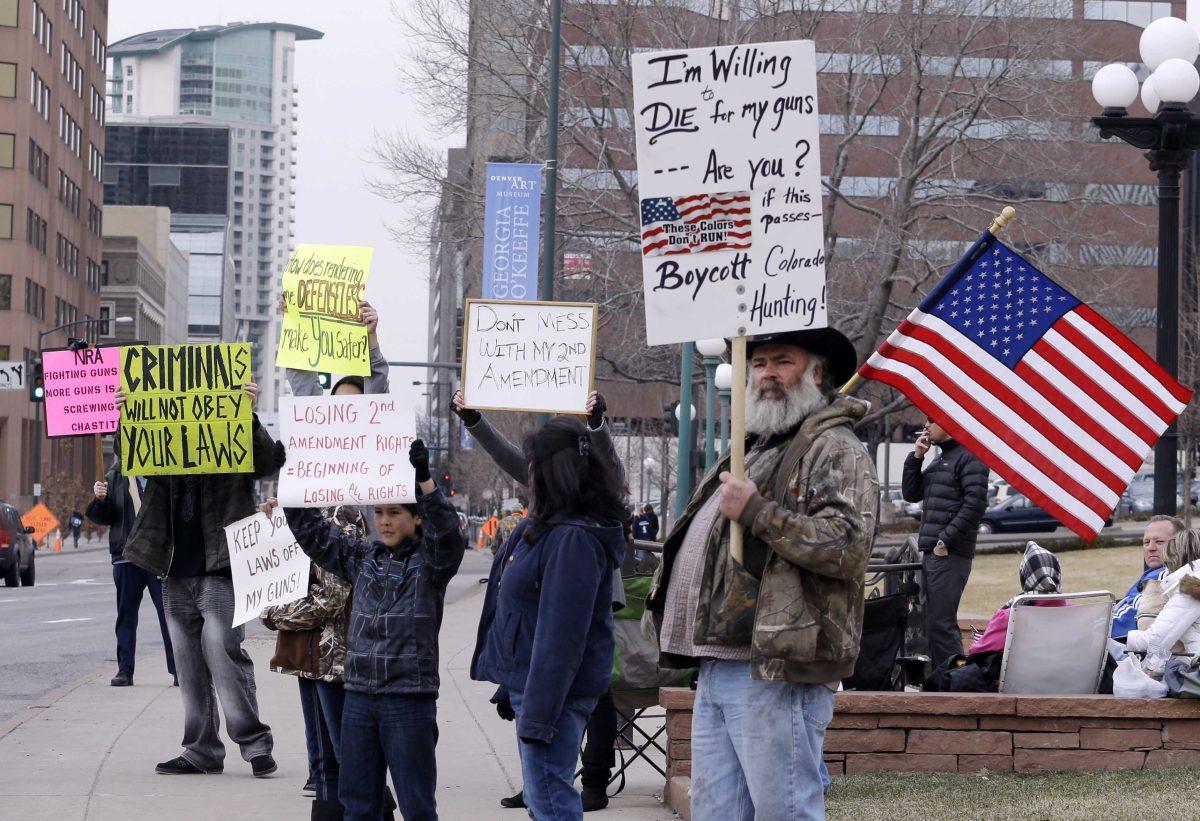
[
  {"x1": 409, "y1": 439, "x2": 431, "y2": 483},
  {"x1": 496, "y1": 698, "x2": 515, "y2": 722},
  {"x1": 587, "y1": 393, "x2": 607, "y2": 429},
  {"x1": 452, "y1": 401, "x2": 481, "y2": 428}
]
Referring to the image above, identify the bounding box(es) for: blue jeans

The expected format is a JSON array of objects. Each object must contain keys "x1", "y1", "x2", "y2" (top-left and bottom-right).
[
  {"x1": 113, "y1": 561, "x2": 175, "y2": 677},
  {"x1": 299, "y1": 678, "x2": 345, "y2": 803},
  {"x1": 691, "y1": 659, "x2": 834, "y2": 821},
  {"x1": 509, "y1": 689, "x2": 598, "y2": 821},
  {"x1": 339, "y1": 691, "x2": 437, "y2": 821}
]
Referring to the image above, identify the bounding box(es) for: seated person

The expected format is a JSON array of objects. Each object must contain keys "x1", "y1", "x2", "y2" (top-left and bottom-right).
[
  {"x1": 968, "y1": 541, "x2": 1065, "y2": 656},
  {"x1": 1126, "y1": 529, "x2": 1200, "y2": 673},
  {"x1": 1112, "y1": 516, "x2": 1182, "y2": 639}
]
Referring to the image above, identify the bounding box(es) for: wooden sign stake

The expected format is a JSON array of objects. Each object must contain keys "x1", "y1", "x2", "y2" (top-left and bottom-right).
[{"x1": 729, "y1": 335, "x2": 747, "y2": 564}]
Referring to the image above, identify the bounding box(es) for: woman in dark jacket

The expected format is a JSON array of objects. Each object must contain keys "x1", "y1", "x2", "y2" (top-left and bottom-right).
[{"x1": 471, "y1": 416, "x2": 627, "y2": 821}]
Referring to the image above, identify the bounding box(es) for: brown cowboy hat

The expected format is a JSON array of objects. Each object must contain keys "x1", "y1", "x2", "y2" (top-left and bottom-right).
[{"x1": 744, "y1": 327, "x2": 858, "y2": 389}]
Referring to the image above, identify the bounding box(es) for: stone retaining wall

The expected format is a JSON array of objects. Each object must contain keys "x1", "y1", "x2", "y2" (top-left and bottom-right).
[{"x1": 661, "y1": 688, "x2": 1200, "y2": 818}]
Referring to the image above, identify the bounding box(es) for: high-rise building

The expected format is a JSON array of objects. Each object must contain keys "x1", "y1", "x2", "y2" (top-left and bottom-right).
[
  {"x1": 105, "y1": 22, "x2": 323, "y2": 414},
  {"x1": 103, "y1": 122, "x2": 236, "y2": 343},
  {"x1": 0, "y1": 0, "x2": 107, "y2": 507}
]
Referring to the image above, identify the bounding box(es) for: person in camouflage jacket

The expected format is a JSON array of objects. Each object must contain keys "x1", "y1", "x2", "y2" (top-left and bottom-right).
[{"x1": 646, "y1": 328, "x2": 878, "y2": 821}]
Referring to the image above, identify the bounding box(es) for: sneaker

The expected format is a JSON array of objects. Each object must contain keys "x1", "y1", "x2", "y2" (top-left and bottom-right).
[
  {"x1": 499, "y1": 790, "x2": 526, "y2": 809},
  {"x1": 302, "y1": 777, "x2": 316, "y2": 797},
  {"x1": 156, "y1": 756, "x2": 220, "y2": 775},
  {"x1": 582, "y1": 786, "x2": 609, "y2": 812},
  {"x1": 172, "y1": 675, "x2": 179, "y2": 687},
  {"x1": 110, "y1": 671, "x2": 132, "y2": 687},
  {"x1": 251, "y1": 754, "x2": 277, "y2": 778}
]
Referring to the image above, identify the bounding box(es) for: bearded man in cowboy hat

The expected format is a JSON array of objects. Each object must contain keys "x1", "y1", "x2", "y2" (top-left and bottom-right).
[{"x1": 645, "y1": 327, "x2": 879, "y2": 821}]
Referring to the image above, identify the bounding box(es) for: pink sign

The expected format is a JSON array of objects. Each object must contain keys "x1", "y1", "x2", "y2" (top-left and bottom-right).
[{"x1": 43, "y1": 346, "x2": 121, "y2": 437}]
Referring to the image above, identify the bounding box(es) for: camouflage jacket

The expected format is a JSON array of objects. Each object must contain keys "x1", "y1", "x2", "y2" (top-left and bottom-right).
[
  {"x1": 261, "y1": 505, "x2": 364, "y2": 682},
  {"x1": 647, "y1": 396, "x2": 879, "y2": 684}
]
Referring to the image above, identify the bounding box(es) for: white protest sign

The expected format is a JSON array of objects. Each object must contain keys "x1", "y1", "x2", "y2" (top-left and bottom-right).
[
  {"x1": 226, "y1": 509, "x2": 309, "y2": 628},
  {"x1": 461, "y1": 299, "x2": 597, "y2": 414},
  {"x1": 278, "y1": 394, "x2": 417, "y2": 507},
  {"x1": 632, "y1": 41, "x2": 826, "y2": 345},
  {"x1": 0, "y1": 361, "x2": 24, "y2": 390}
]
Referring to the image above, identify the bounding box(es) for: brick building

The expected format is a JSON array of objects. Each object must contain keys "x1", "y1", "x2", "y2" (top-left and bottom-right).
[{"x1": 0, "y1": 0, "x2": 107, "y2": 508}]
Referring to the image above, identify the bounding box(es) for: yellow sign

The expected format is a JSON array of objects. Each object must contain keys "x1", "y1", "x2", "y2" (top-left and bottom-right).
[
  {"x1": 275, "y1": 244, "x2": 374, "y2": 377},
  {"x1": 22, "y1": 503, "x2": 59, "y2": 544},
  {"x1": 119, "y1": 343, "x2": 255, "y2": 476}
]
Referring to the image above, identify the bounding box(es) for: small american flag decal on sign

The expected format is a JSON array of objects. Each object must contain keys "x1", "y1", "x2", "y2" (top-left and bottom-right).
[{"x1": 640, "y1": 192, "x2": 752, "y2": 257}]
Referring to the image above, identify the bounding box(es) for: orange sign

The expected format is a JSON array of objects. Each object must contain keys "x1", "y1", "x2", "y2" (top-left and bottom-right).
[{"x1": 22, "y1": 503, "x2": 60, "y2": 544}]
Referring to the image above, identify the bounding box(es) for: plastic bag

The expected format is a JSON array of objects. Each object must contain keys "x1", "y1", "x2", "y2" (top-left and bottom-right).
[{"x1": 1112, "y1": 655, "x2": 1169, "y2": 699}]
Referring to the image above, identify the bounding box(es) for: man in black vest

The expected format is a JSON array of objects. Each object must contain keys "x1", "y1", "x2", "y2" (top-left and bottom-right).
[{"x1": 902, "y1": 420, "x2": 990, "y2": 668}]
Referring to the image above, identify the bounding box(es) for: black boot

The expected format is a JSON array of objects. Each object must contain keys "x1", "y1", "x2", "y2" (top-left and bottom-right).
[
  {"x1": 310, "y1": 799, "x2": 344, "y2": 821},
  {"x1": 581, "y1": 786, "x2": 609, "y2": 812},
  {"x1": 500, "y1": 790, "x2": 526, "y2": 809}
]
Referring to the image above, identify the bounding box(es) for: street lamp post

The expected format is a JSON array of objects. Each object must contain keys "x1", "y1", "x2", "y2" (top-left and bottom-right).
[
  {"x1": 696, "y1": 338, "x2": 726, "y2": 469},
  {"x1": 715, "y1": 363, "x2": 732, "y2": 453},
  {"x1": 1091, "y1": 16, "x2": 1200, "y2": 516},
  {"x1": 674, "y1": 344, "x2": 695, "y2": 520}
]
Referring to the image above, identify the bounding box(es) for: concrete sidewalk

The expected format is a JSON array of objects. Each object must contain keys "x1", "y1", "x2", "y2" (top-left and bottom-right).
[{"x1": 0, "y1": 582, "x2": 676, "y2": 820}]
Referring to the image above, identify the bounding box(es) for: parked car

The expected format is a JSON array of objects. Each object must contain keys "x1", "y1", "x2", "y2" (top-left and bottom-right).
[
  {"x1": 903, "y1": 499, "x2": 923, "y2": 519},
  {"x1": 0, "y1": 503, "x2": 36, "y2": 587},
  {"x1": 882, "y1": 489, "x2": 905, "y2": 516},
  {"x1": 978, "y1": 493, "x2": 1112, "y2": 535}
]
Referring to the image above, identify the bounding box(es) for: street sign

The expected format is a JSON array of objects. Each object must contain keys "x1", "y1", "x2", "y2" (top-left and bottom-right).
[{"x1": 22, "y1": 503, "x2": 59, "y2": 544}]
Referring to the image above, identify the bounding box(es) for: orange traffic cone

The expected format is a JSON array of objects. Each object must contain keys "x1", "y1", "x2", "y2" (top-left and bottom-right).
[{"x1": 53, "y1": 530, "x2": 62, "y2": 552}]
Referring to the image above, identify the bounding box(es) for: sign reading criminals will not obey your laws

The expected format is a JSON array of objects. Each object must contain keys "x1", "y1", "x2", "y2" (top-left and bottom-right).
[
  {"x1": 277, "y1": 394, "x2": 418, "y2": 508},
  {"x1": 119, "y1": 343, "x2": 255, "y2": 476},
  {"x1": 226, "y1": 509, "x2": 310, "y2": 628},
  {"x1": 632, "y1": 40, "x2": 827, "y2": 345},
  {"x1": 460, "y1": 299, "x2": 598, "y2": 415},
  {"x1": 276, "y1": 244, "x2": 375, "y2": 377}
]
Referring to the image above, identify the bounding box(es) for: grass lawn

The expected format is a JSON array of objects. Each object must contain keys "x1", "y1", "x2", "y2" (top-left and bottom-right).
[
  {"x1": 827, "y1": 769, "x2": 1200, "y2": 820},
  {"x1": 958, "y1": 543, "x2": 1144, "y2": 618}
]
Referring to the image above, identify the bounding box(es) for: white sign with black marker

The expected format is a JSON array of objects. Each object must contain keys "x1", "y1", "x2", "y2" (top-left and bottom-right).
[
  {"x1": 226, "y1": 510, "x2": 310, "y2": 628},
  {"x1": 631, "y1": 40, "x2": 827, "y2": 345}
]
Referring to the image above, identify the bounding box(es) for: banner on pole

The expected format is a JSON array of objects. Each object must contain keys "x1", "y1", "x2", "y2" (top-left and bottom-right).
[
  {"x1": 276, "y1": 244, "x2": 374, "y2": 377},
  {"x1": 631, "y1": 41, "x2": 827, "y2": 345},
  {"x1": 0, "y1": 361, "x2": 25, "y2": 390},
  {"x1": 460, "y1": 299, "x2": 597, "y2": 414},
  {"x1": 119, "y1": 343, "x2": 255, "y2": 476},
  {"x1": 482, "y1": 163, "x2": 542, "y2": 300},
  {"x1": 43, "y1": 346, "x2": 121, "y2": 437},
  {"x1": 277, "y1": 394, "x2": 417, "y2": 508},
  {"x1": 226, "y1": 509, "x2": 310, "y2": 627}
]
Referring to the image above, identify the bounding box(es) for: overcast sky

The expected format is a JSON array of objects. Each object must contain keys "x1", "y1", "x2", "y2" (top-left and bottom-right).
[{"x1": 108, "y1": 0, "x2": 454, "y2": 393}]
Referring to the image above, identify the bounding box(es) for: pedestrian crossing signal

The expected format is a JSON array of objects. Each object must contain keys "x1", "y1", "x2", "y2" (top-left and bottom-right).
[
  {"x1": 318, "y1": 372, "x2": 331, "y2": 390},
  {"x1": 29, "y1": 358, "x2": 44, "y2": 403}
]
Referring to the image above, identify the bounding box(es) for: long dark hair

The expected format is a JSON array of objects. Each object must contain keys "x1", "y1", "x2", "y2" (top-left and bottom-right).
[{"x1": 522, "y1": 416, "x2": 626, "y2": 543}]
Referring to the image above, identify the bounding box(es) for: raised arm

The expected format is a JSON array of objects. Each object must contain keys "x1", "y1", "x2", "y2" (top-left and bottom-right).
[
  {"x1": 362, "y1": 301, "x2": 391, "y2": 395},
  {"x1": 452, "y1": 390, "x2": 527, "y2": 483},
  {"x1": 409, "y1": 439, "x2": 466, "y2": 583},
  {"x1": 273, "y1": 500, "x2": 372, "y2": 584}
]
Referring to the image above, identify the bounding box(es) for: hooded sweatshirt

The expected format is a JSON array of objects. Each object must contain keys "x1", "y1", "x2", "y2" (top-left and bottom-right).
[{"x1": 471, "y1": 517, "x2": 626, "y2": 743}]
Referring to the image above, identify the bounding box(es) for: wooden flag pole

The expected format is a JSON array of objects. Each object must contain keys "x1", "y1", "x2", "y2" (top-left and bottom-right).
[
  {"x1": 729, "y1": 335, "x2": 748, "y2": 564},
  {"x1": 836, "y1": 204, "x2": 1018, "y2": 399}
]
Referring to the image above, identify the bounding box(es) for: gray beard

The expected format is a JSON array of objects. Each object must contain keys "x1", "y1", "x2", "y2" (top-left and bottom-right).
[{"x1": 744, "y1": 367, "x2": 827, "y2": 437}]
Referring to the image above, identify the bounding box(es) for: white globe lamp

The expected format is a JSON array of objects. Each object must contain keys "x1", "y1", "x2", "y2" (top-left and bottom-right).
[
  {"x1": 674, "y1": 403, "x2": 697, "y2": 423},
  {"x1": 1152, "y1": 58, "x2": 1200, "y2": 105},
  {"x1": 1140, "y1": 16, "x2": 1200, "y2": 71},
  {"x1": 1091, "y1": 63, "x2": 1140, "y2": 112},
  {"x1": 714, "y1": 363, "x2": 733, "y2": 390},
  {"x1": 1141, "y1": 75, "x2": 1162, "y2": 114},
  {"x1": 696, "y1": 338, "x2": 727, "y2": 358}
]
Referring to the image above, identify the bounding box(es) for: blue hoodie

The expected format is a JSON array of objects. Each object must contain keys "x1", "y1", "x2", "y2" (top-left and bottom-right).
[{"x1": 471, "y1": 517, "x2": 626, "y2": 743}]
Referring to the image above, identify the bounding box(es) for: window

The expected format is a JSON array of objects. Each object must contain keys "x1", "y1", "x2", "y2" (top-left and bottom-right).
[
  {"x1": 0, "y1": 203, "x2": 11, "y2": 240},
  {"x1": 98, "y1": 302, "x2": 113, "y2": 336},
  {"x1": 85, "y1": 258, "x2": 99, "y2": 291},
  {"x1": 0, "y1": 274, "x2": 10, "y2": 309},
  {"x1": 24, "y1": 278, "x2": 45, "y2": 319},
  {"x1": 125, "y1": 64, "x2": 132, "y2": 77},
  {"x1": 87, "y1": 143, "x2": 102, "y2": 181},
  {"x1": 32, "y1": 2, "x2": 51, "y2": 54},
  {"x1": 30, "y1": 69, "x2": 50, "y2": 119},
  {"x1": 0, "y1": 0, "x2": 16, "y2": 27},
  {"x1": 89, "y1": 85, "x2": 104, "y2": 124},
  {"x1": 87, "y1": 201, "x2": 101, "y2": 236},
  {"x1": 58, "y1": 106, "x2": 80, "y2": 157},
  {"x1": 25, "y1": 208, "x2": 46, "y2": 252},
  {"x1": 0, "y1": 62, "x2": 15, "y2": 97},
  {"x1": 57, "y1": 170, "x2": 80, "y2": 217},
  {"x1": 60, "y1": 42, "x2": 83, "y2": 97},
  {"x1": 28, "y1": 139, "x2": 48, "y2": 186},
  {"x1": 55, "y1": 233, "x2": 78, "y2": 275},
  {"x1": 91, "y1": 29, "x2": 105, "y2": 66},
  {"x1": 0, "y1": 133, "x2": 12, "y2": 168}
]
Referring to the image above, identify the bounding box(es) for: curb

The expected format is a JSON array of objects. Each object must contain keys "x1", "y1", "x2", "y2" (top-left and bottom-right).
[
  {"x1": 0, "y1": 666, "x2": 105, "y2": 741},
  {"x1": 38, "y1": 543, "x2": 109, "y2": 558}
]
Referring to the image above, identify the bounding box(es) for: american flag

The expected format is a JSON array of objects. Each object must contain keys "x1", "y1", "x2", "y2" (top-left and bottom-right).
[
  {"x1": 860, "y1": 233, "x2": 1193, "y2": 541},
  {"x1": 640, "y1": 192, "x2": 751, "y2": 257}
]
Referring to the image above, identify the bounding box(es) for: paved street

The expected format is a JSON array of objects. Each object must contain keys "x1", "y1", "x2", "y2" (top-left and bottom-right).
[{"x1": 0, "y1": 542, "x2": 495, "y2": 724}]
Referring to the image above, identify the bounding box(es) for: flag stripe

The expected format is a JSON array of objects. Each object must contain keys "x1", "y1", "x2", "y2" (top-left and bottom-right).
[
  {"x1": 1049, "y1": 322, "x2": 1176, "y2": 425},
  {"x1": 871, "y1": 341, "x2": 1117, "y2": 514},
  {"x1": 1028, "y1": 341, "x2": 1159, "y2": 447},
  {"x1": 642, "y1": 215, "x2": 751, "y2": 240},
  {"x1": 904, "y1": 315, "x2": 1142, "y2": 478},
  {"x1": 1074, "y1": 304, "x2": 1193, "y2": 405},
  {"x1": 1062, "y1": 310, "x2": 1190, "y2": 415},
  {"x1": 887, "y1": 322, "x2": 1129, "y2": 498},
  {"x1": 860, "y1": 360, "x2": 1103, "y2": 539}
]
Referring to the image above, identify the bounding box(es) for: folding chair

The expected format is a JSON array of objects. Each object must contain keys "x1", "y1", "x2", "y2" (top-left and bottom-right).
[{"x1": 999, "y1": 591, "x2": 1116, "y2": 694}]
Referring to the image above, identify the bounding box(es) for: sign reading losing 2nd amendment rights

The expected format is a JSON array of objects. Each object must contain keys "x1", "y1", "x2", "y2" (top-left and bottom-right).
[
  {"x1": 460, "y1": 299, "x2": 597, "y2": 415},
  {"x1": 119, "y1": 343, "x2": 255, "y2": 476}
]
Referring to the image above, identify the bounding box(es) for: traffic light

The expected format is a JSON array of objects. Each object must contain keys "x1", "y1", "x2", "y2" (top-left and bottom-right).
[
  {"x1": 29, "y1": 357, "x2": 44, "y2": 403},
  {"x1": 441, "y1": 471, "x2": 457, "y2": 497},
  {"x1": 317, "y1": 372, "x2": 331, "y2": 390},
  {"x1": 663, "y1": 402, "x2": 679, "y2": 436}
]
